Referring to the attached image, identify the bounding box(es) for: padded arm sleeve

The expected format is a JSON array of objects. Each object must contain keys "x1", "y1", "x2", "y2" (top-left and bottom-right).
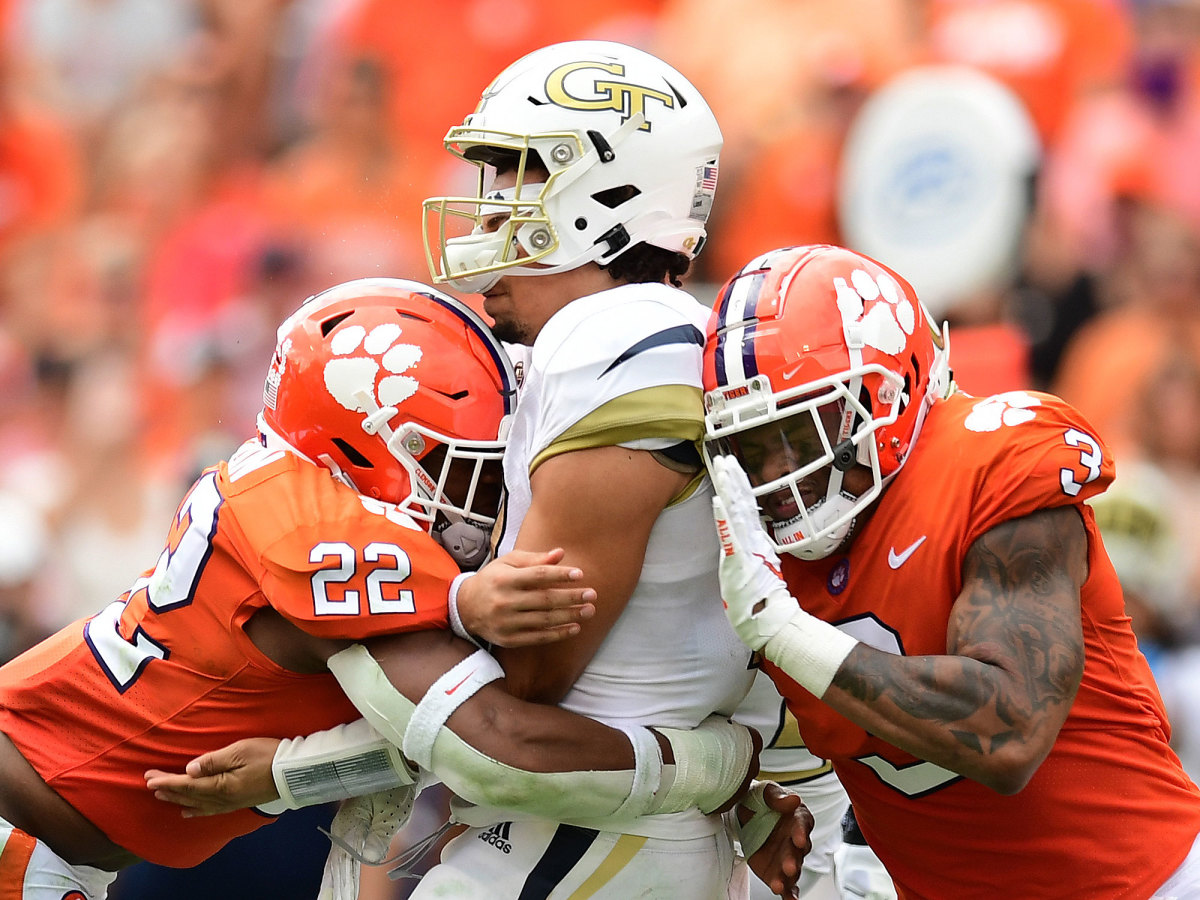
[
  {"x1": 264, "y1": 718, "x2": 418, "y2": 811},
  {"x1": 326, "y1": 644, "x2": 755, "y2": 823}
]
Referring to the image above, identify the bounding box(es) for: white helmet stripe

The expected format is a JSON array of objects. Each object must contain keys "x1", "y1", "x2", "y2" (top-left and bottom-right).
[{"x1": 718, "y1": 271, "x2": 763, "y2": 386}]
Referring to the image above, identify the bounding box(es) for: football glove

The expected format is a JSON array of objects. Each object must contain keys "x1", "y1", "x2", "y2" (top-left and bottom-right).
[
  {"x1": 710, "y1": 454, "x2": 798, "y2": 650},
  {"x1": 317, "y1": 785, "x2": 416, "y2": 900}
]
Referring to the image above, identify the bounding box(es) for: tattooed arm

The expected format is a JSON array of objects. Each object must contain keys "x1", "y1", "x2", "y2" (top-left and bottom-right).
[{"x1": 821, "y1": 506, "x2": 1088, "y2": 795}]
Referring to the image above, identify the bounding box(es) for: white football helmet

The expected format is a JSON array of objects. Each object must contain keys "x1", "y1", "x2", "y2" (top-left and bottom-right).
[{"x1": 423, "y1": 40, "x2": 722, "y2": 293}]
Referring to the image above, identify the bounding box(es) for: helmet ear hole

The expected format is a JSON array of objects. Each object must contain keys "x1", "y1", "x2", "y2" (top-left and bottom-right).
[
  {"x1": 332, "y1": 438, "x2": 373, "y2": 469},
  {"x1": 591, "y1": 185, "x2": 640, "y2": 209},
  {"x1": 320, "y1": 311, "x2": 354, "y2": 337}
]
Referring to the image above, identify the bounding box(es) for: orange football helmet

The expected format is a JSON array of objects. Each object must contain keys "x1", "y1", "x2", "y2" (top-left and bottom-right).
[
  {"x1": 703, "y1": 245, "x2": 950, "y2": 559},
  {"x1": 260, "y1": 278, "x2": 516, "y2": 568}
]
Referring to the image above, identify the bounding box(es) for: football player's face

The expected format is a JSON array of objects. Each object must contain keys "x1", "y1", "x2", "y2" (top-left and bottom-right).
[
  {"x1": 729, "y1": 402, "x2": 870, "y2": 522},
  {"x1": 480, "y1": 162, "x2": 588, "y2": 345},
  {"x1": 419, "y1": 443, "x2": 504, "y2": 524},
  {"x1": 732, "y1": 415, "x2": 830, "y2": 521},
  {"x1": 477, "y1": 164, "x2": 544, "y2": 238}
]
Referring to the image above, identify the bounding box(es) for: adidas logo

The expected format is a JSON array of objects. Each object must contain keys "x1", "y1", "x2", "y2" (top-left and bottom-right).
[{"x1": 477, "y1": 821, "x2": 513, "y2": 854}]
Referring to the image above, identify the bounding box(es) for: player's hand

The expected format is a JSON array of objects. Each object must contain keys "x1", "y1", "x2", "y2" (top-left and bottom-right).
[
  {"x1": 144, "y1": 737, "x2": 281, "y2": 816},
  {"x1": 456, "y1": 547, "x2": 596, "y2": 647},
  {"x1": 318, "y1": 787, "x2": 416, "y2": 900},
  {"x1": 739, "y1": 781, "x2": 814, "y2": 898},
  {"x1": 710, "y1": 455, "x2": 798, "y2": 651}
]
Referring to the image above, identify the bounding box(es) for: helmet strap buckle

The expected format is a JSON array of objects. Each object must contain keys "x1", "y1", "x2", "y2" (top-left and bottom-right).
[{"x1": 595, "y1": 223, "x2": 630, "y2": 257}]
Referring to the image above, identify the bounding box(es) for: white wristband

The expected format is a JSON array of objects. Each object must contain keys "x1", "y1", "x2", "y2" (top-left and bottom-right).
[
  {"x1": 402, "y1": 648, "x2": 504, "y2": 770},
  {"x1": 447, "y1": 572, "x2": 480, "y2": 645},
  {"x1": 762, "y1": 609, "x2": 859, "y2": 698}
]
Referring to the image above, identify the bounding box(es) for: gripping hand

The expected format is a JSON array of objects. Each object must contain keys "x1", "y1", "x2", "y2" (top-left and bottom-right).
[
  {"x1": 710, "y1": 454, "x2": 798, "y2": 650},
  {"x1": 317, "y1": 785, "x2": 416, "y2": 900}
]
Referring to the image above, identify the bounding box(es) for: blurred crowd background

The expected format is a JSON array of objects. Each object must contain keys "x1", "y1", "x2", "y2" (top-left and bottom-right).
[{"x1": 2, "y1": 0, "x2": 1200, "y2": 895}]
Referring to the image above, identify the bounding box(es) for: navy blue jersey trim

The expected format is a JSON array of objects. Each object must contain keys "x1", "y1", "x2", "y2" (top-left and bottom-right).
[
  {"x1": 598, "y1": 323, "x2": 704, "y2": 379},
  {"x1": 516, "y1": 824, "x2": 600, "y2": 899}
]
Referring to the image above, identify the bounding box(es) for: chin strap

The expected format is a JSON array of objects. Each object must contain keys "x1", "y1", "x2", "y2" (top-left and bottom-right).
[{"x1": 432, "y1": 515, "x2": 491, "y2": 570}]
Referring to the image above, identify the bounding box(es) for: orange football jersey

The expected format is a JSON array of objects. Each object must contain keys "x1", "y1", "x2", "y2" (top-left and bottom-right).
[
  {"x1": 765, "y1": 391, "x2": 1200, "y2": 898},
  {"x1": 0, "y1": 439, "x2": 458, "y2": 867}
]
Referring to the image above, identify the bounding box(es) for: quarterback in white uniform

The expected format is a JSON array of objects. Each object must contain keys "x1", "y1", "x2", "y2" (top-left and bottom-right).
[{"x1": 417, "y1": 40, "x2": 810, "y2": 899}]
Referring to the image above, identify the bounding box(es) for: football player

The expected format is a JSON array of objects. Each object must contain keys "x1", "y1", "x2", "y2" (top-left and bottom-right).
[
  {"x1": 704, "y1": 244, "x2": 1200, "y2": 898},
  {"x1": 410, "y1": 39, "x2": 812, "y2": 899},
  {"x1": 0, "y1": 279, "x2": 770, "y2": 900}
]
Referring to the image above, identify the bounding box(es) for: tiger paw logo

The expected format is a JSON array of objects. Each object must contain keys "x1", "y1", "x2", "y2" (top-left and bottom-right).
[
  {"x1": 964, "y1": 391, "x2": 1041, "y2": 432},
  {"x1": 325, "y1": 321, "x2": 422, "y2": 413},
  {"x1": 833, "y1": 268, "x2": 915, "y2": 355}
]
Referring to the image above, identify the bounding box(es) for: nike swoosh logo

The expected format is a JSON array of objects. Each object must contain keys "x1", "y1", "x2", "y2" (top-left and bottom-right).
[
  {"x1": 445, "y1": 669, "x2": 478, "y2": 695},
  {"x1": 888, "y1": 536, "x2": 927, "y2": 569}
]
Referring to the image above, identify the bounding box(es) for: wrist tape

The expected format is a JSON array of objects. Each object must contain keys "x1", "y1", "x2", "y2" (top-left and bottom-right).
[
  {"x1": 654, "y1": 716, "x2": 755, "y2": 815},
  {"x1": 736, "y1": 780, "x2": 782, "y2": 860},
  {"x1": 270, "y1": 718, "x2": 417, "y2": 809},
  {"x1": 763, "y1": 609, "x2": 859, "y2": 698}
]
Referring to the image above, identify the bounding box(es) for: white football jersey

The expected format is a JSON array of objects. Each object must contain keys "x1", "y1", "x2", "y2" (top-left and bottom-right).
[{"x1": 495, "y1": 282, "x2": 755, "y2": 838}]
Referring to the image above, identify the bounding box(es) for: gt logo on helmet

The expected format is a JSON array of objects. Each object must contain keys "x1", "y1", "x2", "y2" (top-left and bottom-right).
[{"x1": 544, "y1": 60, "x2": 673, "y2": 131}]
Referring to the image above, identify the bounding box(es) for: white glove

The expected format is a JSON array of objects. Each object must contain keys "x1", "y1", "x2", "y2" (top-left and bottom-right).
[
  {"x1": 833, "y1": 842, "x2": 898, "y2": 900},
  {"x1": 317, "y1": 785, "x2": 417, "y2": 900},
  {"x1": 710, "y1": 454, "x2": 798, "y2": 650}
]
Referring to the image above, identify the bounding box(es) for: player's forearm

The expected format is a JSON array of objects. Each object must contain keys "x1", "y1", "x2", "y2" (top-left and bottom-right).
[
  {"x1": 353, "y1": 629, "x2": 631, "y2": 771},
  {"x1": 448, "y1": 686, "x2": 639, "y2": 770},
  {"x1": 831, "y1": 508, "x2": 1083, "y2": 793},
  {"x1": 822, "y1": 646, "x2": 1068, "y2": 793},
  {"x1": 329, "y1": 644, "x2": 755, "y2": 821}
]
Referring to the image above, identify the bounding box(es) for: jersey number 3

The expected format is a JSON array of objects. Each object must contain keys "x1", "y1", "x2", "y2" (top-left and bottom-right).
[{"x1": 1060, "y1": 428, "x2": 1102, "y2": 497}]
